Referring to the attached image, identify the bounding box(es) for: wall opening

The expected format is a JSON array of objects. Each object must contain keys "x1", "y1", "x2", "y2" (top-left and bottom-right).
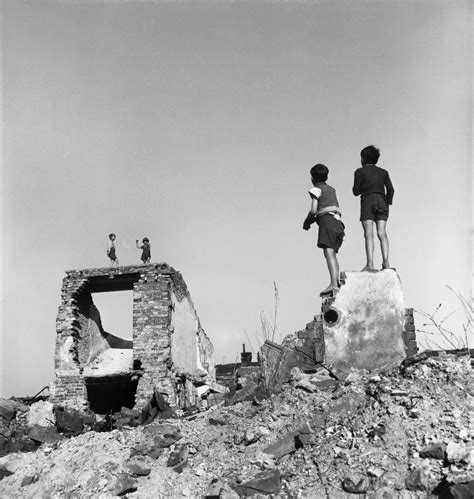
[
  {"x1": 85, "y1": 375, "x2": 138, "y2": 414},
  {"x1": 92, "y1": 290, "x2": 133, "y2": 341},
  {"x1": 323, "y1": 307, "x2": 340, "y2": 326}
]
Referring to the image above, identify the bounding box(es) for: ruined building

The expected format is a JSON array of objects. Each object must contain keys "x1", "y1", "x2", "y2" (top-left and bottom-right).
[
  {"x1": 260, "y1": 269, "x2": 417, "y2": 387},
  {"x1": 49, "y1": 264, "x2": 216, "y2": 413}
]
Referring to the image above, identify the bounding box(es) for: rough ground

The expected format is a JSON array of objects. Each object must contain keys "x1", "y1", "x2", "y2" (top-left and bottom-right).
[{"x1": 0, "y1": 353, "x2": 472, "y2": 498}]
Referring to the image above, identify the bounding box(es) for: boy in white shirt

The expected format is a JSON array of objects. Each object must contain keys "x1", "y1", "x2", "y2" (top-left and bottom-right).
[{"x1": 303, "y1": 164, "x2": 345, "y2": 296}]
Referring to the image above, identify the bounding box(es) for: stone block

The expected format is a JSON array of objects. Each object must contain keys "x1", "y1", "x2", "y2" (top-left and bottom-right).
[
  {"x1": 234, "y1": 468, "x2": 281, "y2": 496},
  {"x1": 0, "y1": 400, "x2": 18, "y2": 422},
  {"x1": 27, "y1": 425, "x2": 61, "y2": 445},
  {"x1": 28, "y1": 401, "x2": 55, "y2": 428},
  {"x1": 323, "y1": 270, "x2": 407, "y2": 377}
]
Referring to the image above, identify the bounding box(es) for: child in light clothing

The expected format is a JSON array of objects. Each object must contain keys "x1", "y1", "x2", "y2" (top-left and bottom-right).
[
  {"x1": 107, "y1": 233, "x2": 119, "y2": 267},
  {"x1": 303, "y1": 164, "x2": 345, "y2": 296}
]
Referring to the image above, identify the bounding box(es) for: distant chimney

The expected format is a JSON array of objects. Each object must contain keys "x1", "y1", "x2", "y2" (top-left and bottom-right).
[{"x1": 240, "y1": 343, "x2": 252, "y2": 366}]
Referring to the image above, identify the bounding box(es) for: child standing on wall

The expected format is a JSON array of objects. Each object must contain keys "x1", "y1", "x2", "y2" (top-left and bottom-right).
[
  {"x1": 303, "y1": 164, "x2": 345, "y2": 296},
  {"x1": 107, "y1": 233, "x2": 119, "y2": 267},
  {"x1": 352, "y1": 145, "x2": 394, "y2": 271},
  {"x1": 136, "y1": 237, "x2": 151, "y2": 264}
]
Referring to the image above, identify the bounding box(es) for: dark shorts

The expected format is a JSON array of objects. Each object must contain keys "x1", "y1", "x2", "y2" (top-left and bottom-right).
[
  {"x1": 316, "y1": 214, "x2": 345, "y2": 253},
  {"x1": 360, "y1": 193, "x2": 389, "y2": 221}
]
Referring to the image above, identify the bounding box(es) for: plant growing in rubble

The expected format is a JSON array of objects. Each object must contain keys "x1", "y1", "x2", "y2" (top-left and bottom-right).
[
  {"x1": 244, "y1": 281, "x2": 281, "y2": 354},
  {"x1": 258, "y1": 281, "x2": 280, "y2": 344},
  {"x1": 415, "y1": 286, "x2": 472, "y2": 351}
]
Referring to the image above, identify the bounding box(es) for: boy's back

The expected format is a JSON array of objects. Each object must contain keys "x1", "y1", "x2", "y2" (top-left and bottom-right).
[{"x1": 353, "y1": 164, "x2": 394, "y2": 205}]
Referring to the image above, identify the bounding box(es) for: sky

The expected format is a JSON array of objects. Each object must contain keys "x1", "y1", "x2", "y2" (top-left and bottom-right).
[{"x1": 1, "y1": 0, "x2": 472, "y2": 397}]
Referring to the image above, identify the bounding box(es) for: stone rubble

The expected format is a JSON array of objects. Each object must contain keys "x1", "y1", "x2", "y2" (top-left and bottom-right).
[{"x1": 0, "y1": 352, "x2": 471, "y2": 498}]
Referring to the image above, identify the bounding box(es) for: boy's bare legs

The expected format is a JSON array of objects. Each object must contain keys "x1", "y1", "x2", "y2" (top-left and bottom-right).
[
  {"x1": 321, "y1": 247, "x2": 339, "y2": 294},
  {"x1": 376, "y1": 220, "x2": 390, "y2": 268},
  {"x1": 361, "y1": 220, "x2": 375, "y2": 271}
]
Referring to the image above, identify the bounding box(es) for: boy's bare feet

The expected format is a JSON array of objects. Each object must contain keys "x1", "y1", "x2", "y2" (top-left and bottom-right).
[
  {"x1": 361, "y1": 265, "x2": 375, "y2": 271},
  {"x1": 382, "y1": 262, "x2": 391, "y2": 269}
]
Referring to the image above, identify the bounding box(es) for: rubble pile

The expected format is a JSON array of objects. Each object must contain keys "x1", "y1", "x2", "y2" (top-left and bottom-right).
[{"x1": 0, "y1": 352, "x2": 472, "y2": 498}]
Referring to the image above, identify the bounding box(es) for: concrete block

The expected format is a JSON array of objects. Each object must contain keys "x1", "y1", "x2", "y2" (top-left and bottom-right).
[{"x1": 323, "y1": 270, "x2": 406, "y2": 377}]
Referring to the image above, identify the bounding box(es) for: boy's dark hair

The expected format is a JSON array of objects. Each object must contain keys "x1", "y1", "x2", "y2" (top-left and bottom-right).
[
  {"x1": 360, "y1": 145, "x2": 380, "y2": 165},
  {"x1": 143, "y1": 237, "x2": 149, "y2": 243},
  {"x1": 109, "y1": 233, "x2": 116, "y2": 239},
  {"x1": 310, "y1": 164, "x2": 329, "y2": 183}
]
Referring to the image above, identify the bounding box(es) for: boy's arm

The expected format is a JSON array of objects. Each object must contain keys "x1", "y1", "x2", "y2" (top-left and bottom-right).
[
  {"x1": 303, "y1": 197, "x2": 318, "y2": 230},
  {"x1": 385, "y1": 173, "x2": 394, "y2": 205},
  {"x1": 352, "y1": 169, "x2": 361, "y2": 196}
]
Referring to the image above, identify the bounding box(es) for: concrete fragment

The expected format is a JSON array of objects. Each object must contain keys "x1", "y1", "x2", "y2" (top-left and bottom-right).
[
  {"x1": 167, "y1": 443, "x2": 189, "y2": 472},
  {"x1": 449, "y1": 481, "x2": 474, "y2": 499},
  {"x1": 379, "y1": 471, "x2": 404, "y2": 490},
  {"x1": 419, "y1": 443, "x2": 446, "y2": 460},
  {"x1": 230, "y1": 381, "x2": 258, "y2": 404},
  {"x1": 107, "y1": 473, "x2": 137, "y2": 496},
  {"x1": 27, "y1": 401, "x2": 55, "y2": 427},
  {"x1": 0, "y1": 400, "x2": 18, "y2": 421},
  {"x1": 295, "y1": 378, "x2": 317, "y2": 393},
  {"x1": 131, "y1": 441, "x2": 163, "y2": 460},
  {"x1": 264, "y1": 433, "x2": 296, "y2": 459},
  {"x1": 323, "y1": 270, "x2": 407, "y2": 377},
  {"x1": 143, "y1": 424, "x2": 182, "y2": 447},
  {"x1": 342, "y1": 477, "x2": 370, "y2": 494},
  {"x1": 405, "y1": 469, "x2": 431, "y2": 491},
  {"x1": 0, "y1": 467, "x2": 13, "y2": 481},
  {"x1": 124, "y1": 461, "x2": 151, "y2": 476},
  {"x1": 21, "y1": 475, "x2": 38, "y2": 487},
  {"x1": 208, "y1": 417, "x2": 227, "y2": 426},
  {"x1": 233, "y1": 468, "x2": 281, "y2": 496},
  {"x1": 55, "y1": 408, "x2": 86, "y2": 435},
  {"x1": 27, "y1": 425, "x2": 61, "y2": 445},
  {"x1": 205, "y1": 477, "x2": 225, "y2": 498},
  {"x1": 446, "y1": 441, "x2": 469, "y2": 463}
]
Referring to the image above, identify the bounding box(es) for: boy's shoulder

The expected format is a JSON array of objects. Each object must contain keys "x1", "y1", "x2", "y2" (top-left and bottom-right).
[{"x1": 358, "y1": 165, "x2": 388, "y2": 175}]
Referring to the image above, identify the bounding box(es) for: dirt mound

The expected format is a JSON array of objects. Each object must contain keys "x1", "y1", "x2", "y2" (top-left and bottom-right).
[{"x1": 0, "y1": 353, "x2": 472, "y2": 498}]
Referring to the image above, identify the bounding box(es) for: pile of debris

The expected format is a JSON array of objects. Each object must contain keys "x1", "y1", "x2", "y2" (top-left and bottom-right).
[{"x1": 0, "y1": 352, "x2": 472, "y2": 497}]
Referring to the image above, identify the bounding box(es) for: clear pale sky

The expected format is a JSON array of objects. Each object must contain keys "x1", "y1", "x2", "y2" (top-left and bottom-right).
[{"x1": 1, "y1": 1, "x2": 471, "y2": 397}]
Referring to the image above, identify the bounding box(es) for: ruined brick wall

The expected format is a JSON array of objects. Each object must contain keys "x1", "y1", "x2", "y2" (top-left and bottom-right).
[
  {"x1": 50, "y1": 276, "x2": 89, "y2": 411},
  {"x1": 50, "y1": 263, "x2": 216, "y2": 412},
  {"x1": 132, "y1": 271, "x2": 174, "y2": 409},
  {"x1": 403, "y1": 308, "x2": 418, "y2": 357}
]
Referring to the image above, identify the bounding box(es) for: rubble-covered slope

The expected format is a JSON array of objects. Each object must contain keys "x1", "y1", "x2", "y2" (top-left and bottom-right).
[{"x1": 0, "y1": 353, "x2": 472, "y2": 498}]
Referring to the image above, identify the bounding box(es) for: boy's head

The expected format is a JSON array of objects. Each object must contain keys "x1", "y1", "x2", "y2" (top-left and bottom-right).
[
  {"x1": 360, "y1": 145, "x2": 380, "y2": 165},
  {"x1": 310, "y1": 164, "x2": 329, "y2": 185},
  {"x1": 143, "y1": 237, "x2": 149, "y2": 243},
  {"x1": 109, "y1": 233, "x2": 116, "y2": 240}
]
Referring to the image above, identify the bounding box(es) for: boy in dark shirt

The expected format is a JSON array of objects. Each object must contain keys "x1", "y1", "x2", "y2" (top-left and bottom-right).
[
  {"x1": 352, "y1": 145, "x2": 394, "y2": 271},
  {"x1": 136, "y1": 237, "x2": 151, "y2": 264},
  {"x1": 303, "y1": 164, "x2": 345, "y2": 296}
]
